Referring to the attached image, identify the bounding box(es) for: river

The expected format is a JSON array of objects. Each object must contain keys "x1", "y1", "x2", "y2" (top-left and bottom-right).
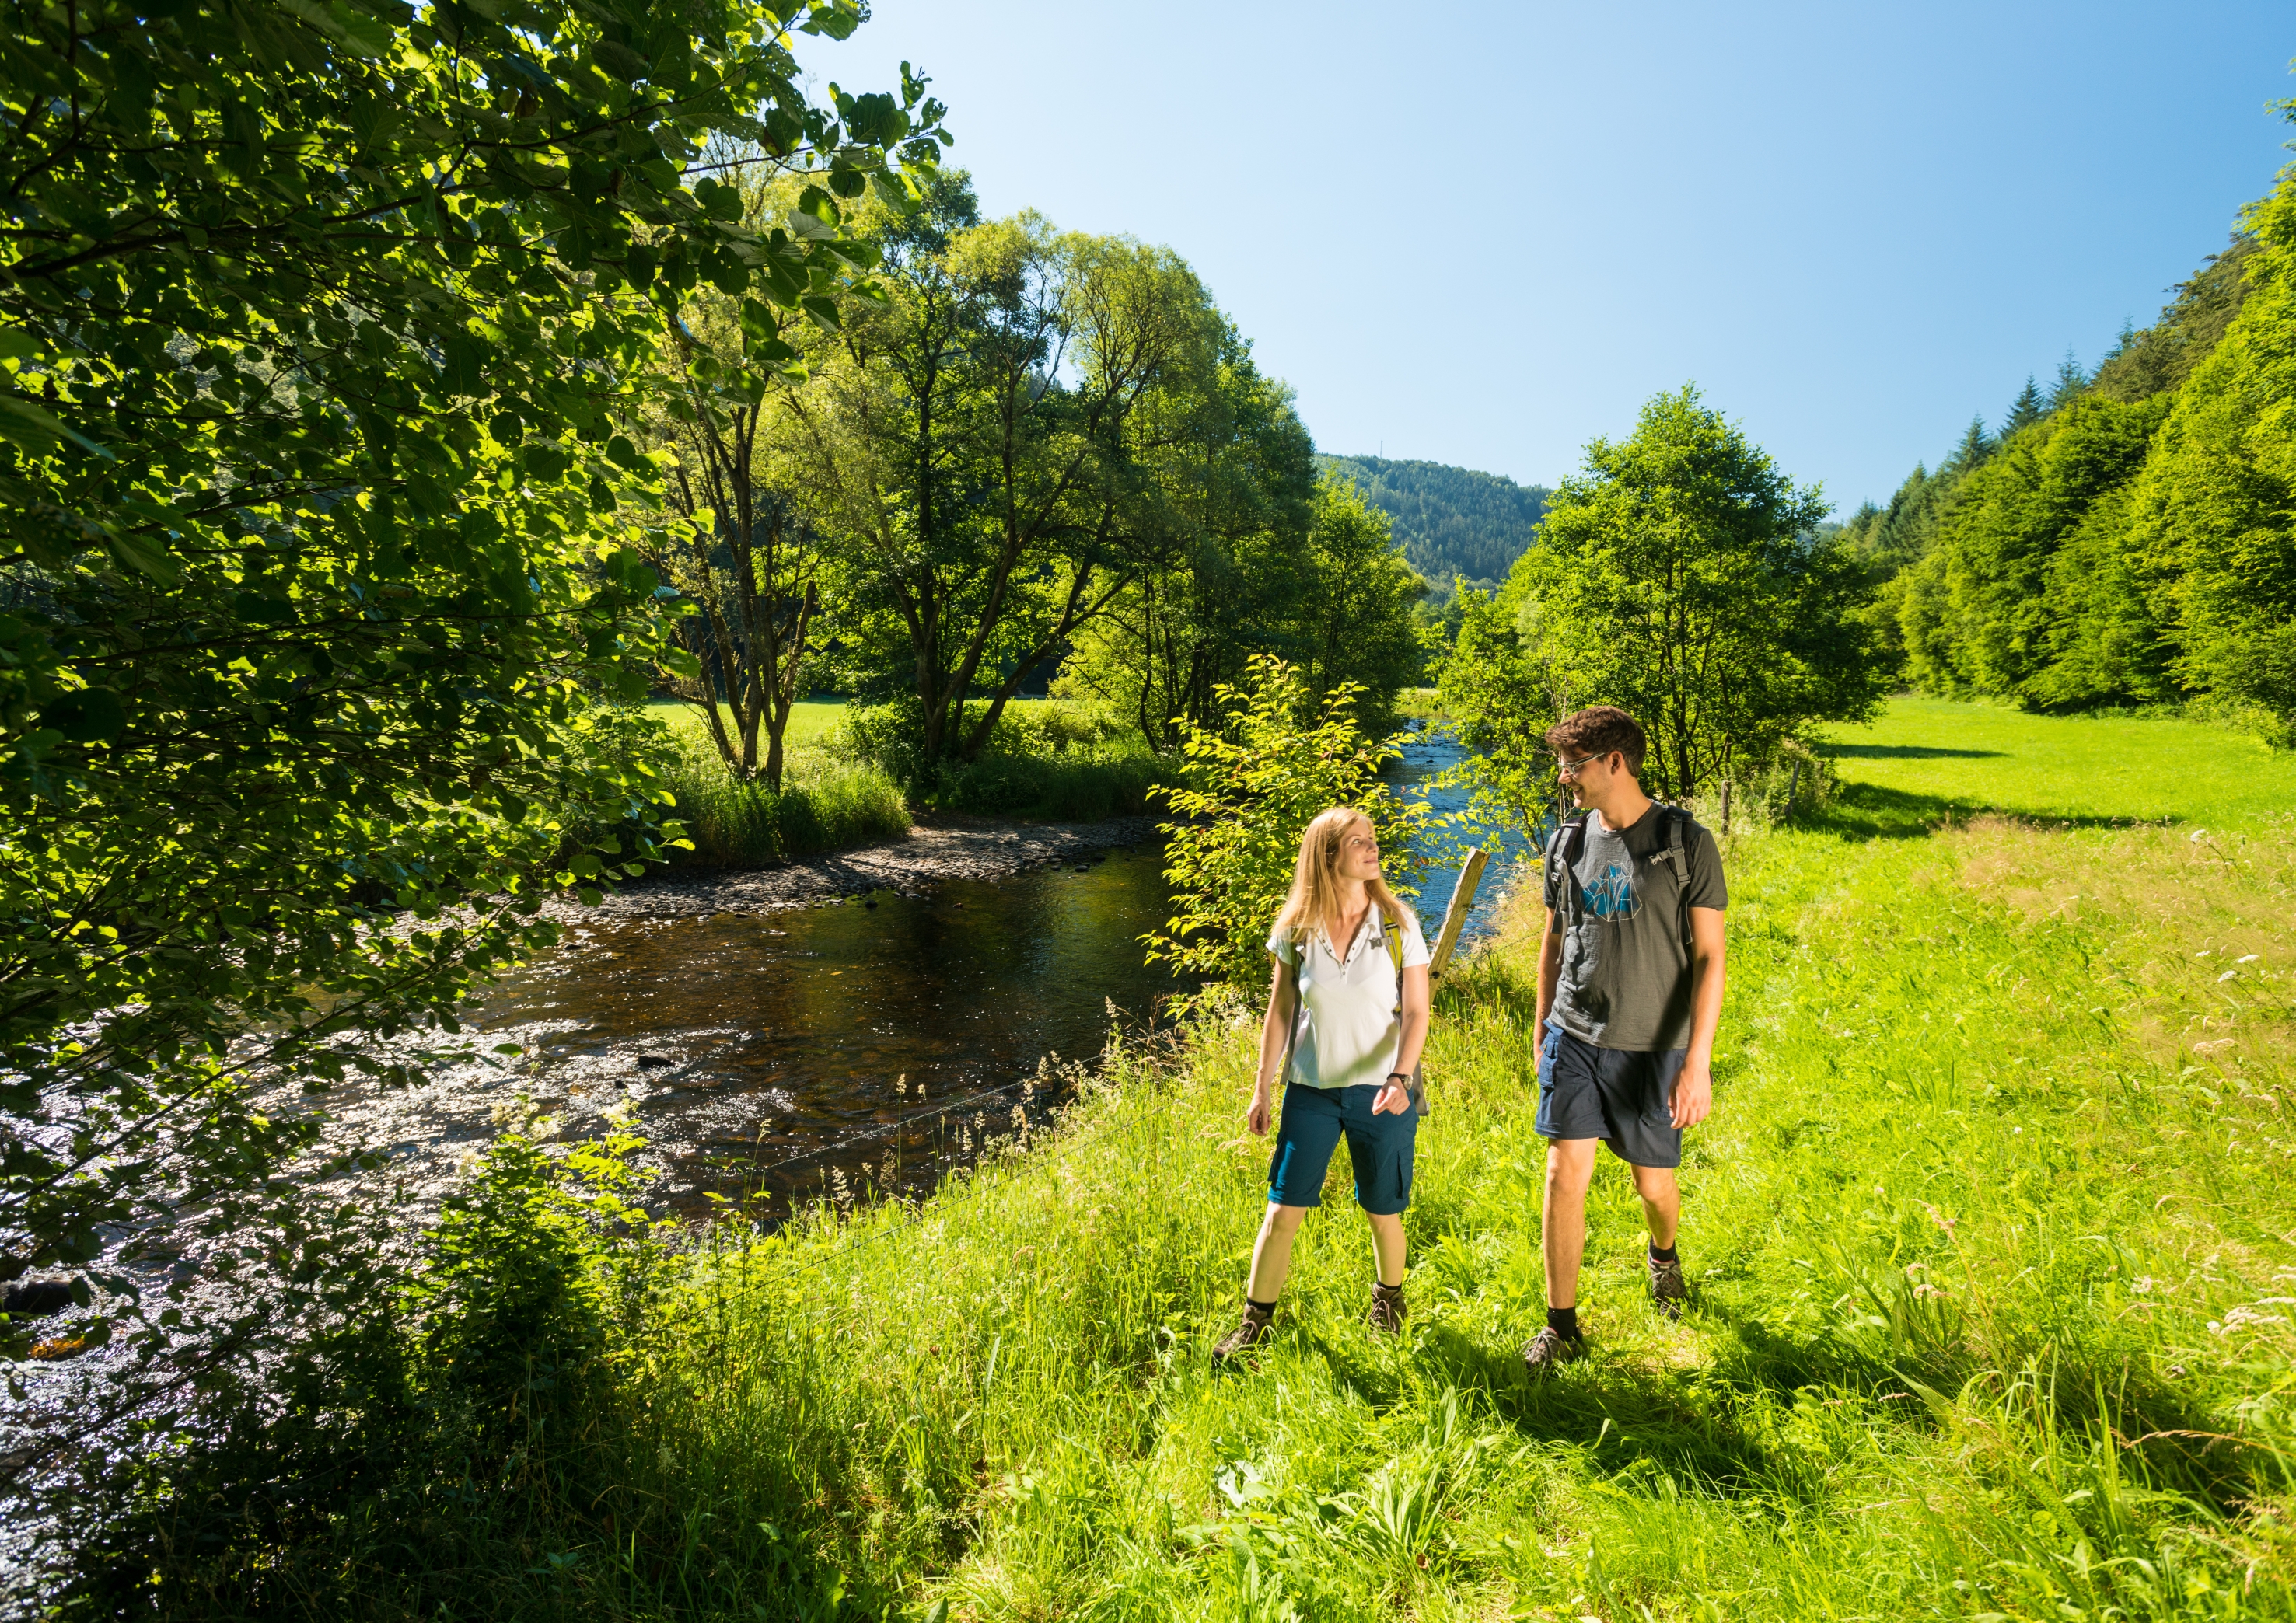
[{"x1": 451, "y1": 723, "x2": 1529, "y2": 1218}]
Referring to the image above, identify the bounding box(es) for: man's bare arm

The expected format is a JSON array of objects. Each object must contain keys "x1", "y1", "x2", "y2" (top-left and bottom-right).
[
  {"x1": 1536, "y1": 907, "x2": 1563, "y2": 1035},
  {"x1": 1671, "y1": 906, "x2": 1726, "y2": 1128}
]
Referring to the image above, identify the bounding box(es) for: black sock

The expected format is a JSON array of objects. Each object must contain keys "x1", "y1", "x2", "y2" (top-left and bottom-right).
[
  {"x1": 1648, "y1": 1241, "x2": 1678, "y2": 1263},
  {"x1": 1546, "y1": 1305, "x2": 1580, "y2": 1339},
  {"x1": 1246, "y1": 1297, "x2": 1277, "y2": 1313}
]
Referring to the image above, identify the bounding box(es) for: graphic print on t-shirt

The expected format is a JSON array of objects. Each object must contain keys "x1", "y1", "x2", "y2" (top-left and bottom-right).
[{"x1": 1581, "y1": 860, "x2": 1641, "y2": 920}]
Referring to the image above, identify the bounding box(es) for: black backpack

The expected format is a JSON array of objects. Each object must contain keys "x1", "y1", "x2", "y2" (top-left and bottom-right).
[{"x1": 1543, "y1": 805, "x2": 1699, "y2": 951}]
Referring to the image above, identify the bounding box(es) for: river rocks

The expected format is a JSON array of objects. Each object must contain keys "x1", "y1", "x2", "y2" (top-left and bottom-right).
[
  {"x1": 556, "y1": 815, "x2": 1158, "y2": 922},
  {"x1": 4, "y1": 1280, "x2": 78, "y2": 1319}
]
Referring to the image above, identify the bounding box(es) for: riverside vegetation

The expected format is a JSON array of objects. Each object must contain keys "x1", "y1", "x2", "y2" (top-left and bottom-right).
[{"x1": 75, "y1": 698, "x2": 2296, "y2": 1620}]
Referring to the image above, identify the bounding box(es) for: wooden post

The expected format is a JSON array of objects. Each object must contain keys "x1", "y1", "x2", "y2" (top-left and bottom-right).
[
  {"x1": 1428, "y1": 847, "x2": 1490, "y2": 979},
  {"x1": 1718, "y1": 780, "x2": 1732, "y2": 833}
]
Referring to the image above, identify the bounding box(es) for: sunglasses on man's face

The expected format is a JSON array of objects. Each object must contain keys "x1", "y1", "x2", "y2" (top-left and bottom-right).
[{"x1": 1556, "y1": 752, "x2": 1608, "y2": 779}]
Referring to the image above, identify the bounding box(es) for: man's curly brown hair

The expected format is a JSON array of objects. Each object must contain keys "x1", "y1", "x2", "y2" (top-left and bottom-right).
[{"x1": 1545, "y1": 706, "x2": 1646, "y2": 777}]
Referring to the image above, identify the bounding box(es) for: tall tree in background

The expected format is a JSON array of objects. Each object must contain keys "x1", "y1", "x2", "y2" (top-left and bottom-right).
[
  {"x1": 1055, "y1": 341, "x2": 1319, "y2": 748},
  {"x1": 645, "y1": 175, "x2": 831, "y2": 787},
  {"x1": 0, "y1": 0, "x2": 939, "y2": 1461},
  {"x1": 1293, "y1": 474, "x2": 1428, "y2": 736},
  {"x1": 1508, "y1": 387, "x2": 1882, "y2": 798},
  {"x1": 781, "y1": 180, "x2": 1228, "y2": 773},
  {"x1": 2003, "y1": 375, "x2": 2046, "y2": 436}
]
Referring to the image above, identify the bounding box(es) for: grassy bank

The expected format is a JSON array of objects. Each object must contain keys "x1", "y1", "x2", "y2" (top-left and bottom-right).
[
  {"x1": 88, "y1": 700, "x2": 2296, "y2": 1618},
  {"x1": 645, "y1": 699, "x2": 1169, "y2": 864}
]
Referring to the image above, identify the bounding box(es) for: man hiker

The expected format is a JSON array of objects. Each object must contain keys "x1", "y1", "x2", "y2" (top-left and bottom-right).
[{"x1": 1522, "y1": 706, "x2": 1727, "y2": 1371}]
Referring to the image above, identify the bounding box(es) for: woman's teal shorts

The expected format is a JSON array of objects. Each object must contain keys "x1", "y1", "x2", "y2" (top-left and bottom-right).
[{"x1": 1267, "y1": 1082, "x2": 1418, "y2": 1215}]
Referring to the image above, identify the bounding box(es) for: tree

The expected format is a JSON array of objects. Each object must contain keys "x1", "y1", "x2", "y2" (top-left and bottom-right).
[
  {"x1": 1293, "y1": 473, "x2": 1428, "y2": 735},
  {"x1": 2049, "y1": 348, "x2": 2091, "y2": 410},
  {"x1": 1053, "y1": 339, "x2": 1319, "y2": 749},
  {"x1": 777, "y1": 180, "x2": 1226, "y2": 775},
  {"x1": 2124, "y1": 162, "x2": 2296, "y2": 742},
  {"x1": 0, "y1": 0, "x2": 940, "y2": 1465},
  {"x1": 1507, "y1": 386, "x2": 1884, "y2": 798},
  {"x1": 643, "y1": 173, "x2": 834, "y2": 787},
  {"x1": 1948, "y1": 414, "x2": 1995, "y2": 473},
  {"x1": 2003, "y1": 375, "x2": 2046, "y2": 436},
  {"x1": 1147, "y1": 656, "x2": 1433, "y2": 994}
]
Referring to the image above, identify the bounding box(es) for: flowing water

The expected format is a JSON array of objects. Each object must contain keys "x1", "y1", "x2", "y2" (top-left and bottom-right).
[{"x1": 456, "y1": 723, "x2": 1529, "y2": 1218}]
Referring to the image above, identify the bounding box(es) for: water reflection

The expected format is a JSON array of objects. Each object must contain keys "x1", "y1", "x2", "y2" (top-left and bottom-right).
[{"x1": 474, "y1": 843, "x2": 1185, "y2": 1215}]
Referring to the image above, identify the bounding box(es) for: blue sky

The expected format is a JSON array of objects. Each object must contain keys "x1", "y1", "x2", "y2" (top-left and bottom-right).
[{"x1": 799, "y1": 2, "x2": 2293, "y2": 511}]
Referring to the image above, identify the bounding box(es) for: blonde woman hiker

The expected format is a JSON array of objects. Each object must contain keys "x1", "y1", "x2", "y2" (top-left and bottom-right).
[{"x1": 1211, "y1": 807, "x2": 1432, "y2": 1363}]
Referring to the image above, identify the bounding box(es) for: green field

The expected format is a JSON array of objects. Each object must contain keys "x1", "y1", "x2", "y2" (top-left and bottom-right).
[
  {"x1": 1817, "y1": 695, "x2": 2296, "y2": 825},
  {"x1": 137, "y1": 700, "x2": 2296, "y2": 1618}
]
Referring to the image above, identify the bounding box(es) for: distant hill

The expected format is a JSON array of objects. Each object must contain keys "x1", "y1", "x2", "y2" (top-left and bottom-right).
[{"x1": 1316, "y1": 454, "x2": 1550, "y2": 595}]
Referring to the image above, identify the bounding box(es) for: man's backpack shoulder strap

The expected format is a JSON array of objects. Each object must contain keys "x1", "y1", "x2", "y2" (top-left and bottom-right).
[
  {"x1": 1544, "y1": 812, "x2": 1592, "y2": 916},
  {"x1": 1659, "y1": 804, "x2": 1699, "y2": 949}
]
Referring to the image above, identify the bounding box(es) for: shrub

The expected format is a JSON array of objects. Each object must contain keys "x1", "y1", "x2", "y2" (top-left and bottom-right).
[
  {"x1": 1148, "y1": 654, "x2": 1438, "y2": 992},
  {"x1": 937, "y1": 751, "x2": 1172, "y2": 821}
]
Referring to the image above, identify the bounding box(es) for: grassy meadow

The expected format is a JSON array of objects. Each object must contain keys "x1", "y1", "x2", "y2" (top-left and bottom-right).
[
  {"x1": 116, "y1": 699, "x2": 2295, "y2": 1619},
  {"x1": 593, "y1": 697, "x2": 2294, "y2": 1621}
]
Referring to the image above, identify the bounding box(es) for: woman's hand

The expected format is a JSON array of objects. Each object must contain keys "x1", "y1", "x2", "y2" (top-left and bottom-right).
[
  {"x1": 1247, "y1": 1081, "x2": 1274, "y2": 1136},
  {"x1": 1373, "y1": 1080, "x2": 1413, "y2": 1115}
]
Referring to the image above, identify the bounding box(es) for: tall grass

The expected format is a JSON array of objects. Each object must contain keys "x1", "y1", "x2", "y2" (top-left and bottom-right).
[
  {"x1": 659, "y1": 746, "x2": 910, "y2": 867},
  {"x1": 69, "y1": 701, "x2": 2296, "y2": 1618}
]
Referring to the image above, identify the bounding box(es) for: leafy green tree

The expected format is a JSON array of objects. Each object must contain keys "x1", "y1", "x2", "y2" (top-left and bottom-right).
[
  {"x1": 1054, "y1": 341, "x2": 1318, "y2": 749},
  {"x1": 1905, "y1": 394, "x2": 2173, "y2": 707},
  {"x1": 1508, "y1": 386, "x2": 1882, "y2": 798},
  {"x1": 1433, "y1": 583, "x2": 1569, "y2": 836},
  {"x1": 1147, "y1": 656, "x2": 1431, "y2": 994},
  {"x1": 778, "y1": 180, "x2": 1225, "y2": 774},
  {"x1": 0, "y1": 0, "x2": 938, "y2": 1444},
  {"x1": 1293, "y1": 473, "x2": 1428, "y2": 735},
  {"x1": 2125, "y1": 163, "x2": 2296, "y2": 740}
]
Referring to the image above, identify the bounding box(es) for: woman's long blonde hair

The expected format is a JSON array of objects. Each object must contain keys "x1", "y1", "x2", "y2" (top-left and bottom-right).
[{"x1": 1272, "y1": 806, "x2": 1412, "y2": 947}]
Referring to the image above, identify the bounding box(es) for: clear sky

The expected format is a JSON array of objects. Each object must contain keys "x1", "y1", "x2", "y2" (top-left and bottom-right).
[{"x1": 798, "y1": 2, "x2": 2294, "y2": 511}]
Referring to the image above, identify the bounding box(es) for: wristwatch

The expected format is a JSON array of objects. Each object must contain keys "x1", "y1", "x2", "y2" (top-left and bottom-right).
[{"x1": 1386, "y1": 1072, "x2": 1412, "y2": 1087}]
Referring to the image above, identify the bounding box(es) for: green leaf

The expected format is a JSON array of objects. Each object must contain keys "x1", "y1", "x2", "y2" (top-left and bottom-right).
[
  {"x1": 39, "y1": 687, "x2": 126, "y2": 742},
  {"x1": 0, "y1": 395, "x2": 111, "y2": 459},
  {"x1": 800, "y1": 295, "x2": 840, "y2": 332}
]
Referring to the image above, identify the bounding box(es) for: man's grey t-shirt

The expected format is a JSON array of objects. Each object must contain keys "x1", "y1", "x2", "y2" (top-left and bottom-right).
[{"x1": 1543, "y1": 806, "x2": 1726, "y2": 1052}]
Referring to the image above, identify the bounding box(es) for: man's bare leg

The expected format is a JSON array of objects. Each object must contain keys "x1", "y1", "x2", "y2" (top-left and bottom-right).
[
  {"x1": 1542, "y1": 1138, "x2": 1599, "y2": 1308},
  {"x1": 1630, "y1": 1163, "x2": 1679, "y2": 1250}
]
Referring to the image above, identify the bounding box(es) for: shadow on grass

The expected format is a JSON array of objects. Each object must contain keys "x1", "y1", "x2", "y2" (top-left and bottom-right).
[
  {"x1": 1817, "y1": 744, "x2": 2007, "y2": 760},
  {"x1": 1799, "y1": 784, "x2": 2153, "y2": 842}
]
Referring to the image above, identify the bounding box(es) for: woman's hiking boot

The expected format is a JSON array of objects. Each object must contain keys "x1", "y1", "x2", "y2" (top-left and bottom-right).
[
  {"x1": 1647, "y1": 1249, "x2": 1688, "y2": 1321},
  {"x1": 1365, "y1": 1280, "x2": 1407, "y2": 1335},
  {"x1": 1521, "y1": 1325, "x2": 1586, "y2": 1373},
  {"x1": 1212, "y1": 1300, "x2": 1276, "y2": 1363}
]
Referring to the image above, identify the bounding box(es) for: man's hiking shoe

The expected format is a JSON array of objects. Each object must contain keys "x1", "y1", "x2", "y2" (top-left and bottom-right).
[
  {"x1": 1521, "y1": 1325, "x2": 1586, "y2": 1373},
  {"x1": 1212, "y1": 1301, "x2": 1275, "y2": 1363},
  {"x1": 1366, "y1": 1280, "x2": 1407, "y2": 1335},
  {"x1": 1647, "y1": 1250, "x2": 1688, "y2": 1321}
]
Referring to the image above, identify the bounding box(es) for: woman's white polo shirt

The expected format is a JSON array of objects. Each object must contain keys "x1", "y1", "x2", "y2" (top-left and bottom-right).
[{"x1": 1267, "y1": 908, "x2": 1429, "y2": 1090}]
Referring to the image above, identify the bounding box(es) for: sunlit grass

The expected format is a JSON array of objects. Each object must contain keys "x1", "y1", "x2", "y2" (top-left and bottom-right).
[
  {"x1": 578, "y1": 704, "x2": 2294, "y2": 1618},
  {"x1": 1816, "y1": 693, "x2": 2296, "y2": 825}
]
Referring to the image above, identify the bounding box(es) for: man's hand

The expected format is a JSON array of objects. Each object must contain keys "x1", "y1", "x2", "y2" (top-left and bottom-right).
[
  {"x1": 1372, "y1": 1080, "x2": 1413, "y2": 1115},
  {"x1": 1669, "y1": 1057, "x2": 1713, "y2": 1129},
  {"x1": 1247, "y1": 1082, "x2": 1274, "y2": 1136}
]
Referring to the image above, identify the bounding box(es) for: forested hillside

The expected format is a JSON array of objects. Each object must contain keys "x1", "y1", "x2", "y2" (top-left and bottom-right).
[
  {"x1": 1315, "y1": 453, "x2": 1550, "y2": 594},
  {"x1": 1845, "y1": 127, "x2": 2294, "y2": 742}
]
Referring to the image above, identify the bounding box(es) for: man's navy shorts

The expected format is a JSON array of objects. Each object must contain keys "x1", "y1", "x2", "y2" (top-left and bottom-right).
[
  {"x1": 1267, "y1": 1083, "x2": 1417, "y2": 1214},
  {"x1": 1536, "y1": 1025, "x2": 1684, "y2": 1168}
]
